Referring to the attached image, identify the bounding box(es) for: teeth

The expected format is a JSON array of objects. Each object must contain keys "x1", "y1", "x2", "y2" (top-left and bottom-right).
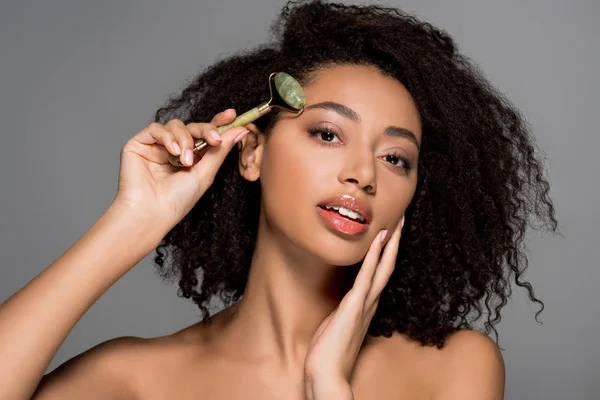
[{"x1": 324, "y1": 205, "x2": 365, "y2": 222}]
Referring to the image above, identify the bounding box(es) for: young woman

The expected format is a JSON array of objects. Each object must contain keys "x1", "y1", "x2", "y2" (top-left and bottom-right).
[{"x1": 0, "y1": 1, "x2": 557, "y2": 399}]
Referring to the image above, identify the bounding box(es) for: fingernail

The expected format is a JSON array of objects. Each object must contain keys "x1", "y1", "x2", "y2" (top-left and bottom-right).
[
  {"x1": 225, "y1": 108, "x2": 235, "y2": 113},
  {"x1": 185, "y1": 149, "x2": 193, "y2": 166},
  {"x1": 210, "y1": 130, "x2": 221, "y2": 142},
  {"x1": 401, "y1": 215, "x2": 405, "y2": 228},
  {"x1": 234, "y1": 129, "x2": 249, "y2": 144},
  {"x1": 172, "y1": 142, "x2": 181, "y2": 155},
  {"x1": 380, "y1": 229, "x2": 388, "y2": 243}
]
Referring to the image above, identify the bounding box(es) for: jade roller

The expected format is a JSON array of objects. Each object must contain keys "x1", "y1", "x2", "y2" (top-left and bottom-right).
[{"x1": 168, "y1": 72, "x2": 306, "y2": 167}]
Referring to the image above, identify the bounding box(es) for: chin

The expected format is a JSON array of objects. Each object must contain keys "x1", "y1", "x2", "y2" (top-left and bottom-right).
[{"x1": 308, "y1": 232, "x2": 372, "y2": 267}]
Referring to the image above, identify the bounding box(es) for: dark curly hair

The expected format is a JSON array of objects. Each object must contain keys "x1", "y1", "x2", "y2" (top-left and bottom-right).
[{"x1": 152, "y1": 0, "x2": 558, "y2": 349}]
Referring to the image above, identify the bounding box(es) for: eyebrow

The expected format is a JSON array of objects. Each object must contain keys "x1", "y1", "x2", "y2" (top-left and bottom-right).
[{"x1": 305, "y1": 101, "x2": 420, "y2": 150}]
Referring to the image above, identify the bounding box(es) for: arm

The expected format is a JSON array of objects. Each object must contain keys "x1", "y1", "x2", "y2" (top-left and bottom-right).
[
  {"x1": 0, "y1": 111, "x2": 247, "y2": 400},
  {"x1": 0, "y1": 205, "x2": 165, "y2": 400}
]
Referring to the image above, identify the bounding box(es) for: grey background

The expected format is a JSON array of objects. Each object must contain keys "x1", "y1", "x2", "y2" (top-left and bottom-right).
[{"x1": 0, "y1": 0, "x2": 597, "y2": 399}]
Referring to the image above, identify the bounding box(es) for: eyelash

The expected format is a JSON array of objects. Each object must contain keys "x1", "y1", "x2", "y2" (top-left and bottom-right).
[{"x1": 306, "y1": 125, "x2": 412, "y2": 170}]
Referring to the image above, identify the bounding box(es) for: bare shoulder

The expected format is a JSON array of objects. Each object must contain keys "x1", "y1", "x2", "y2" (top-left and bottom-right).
[
  {"x1": 34, "y1": 324, "x2": 207, "y2": 400},
  {"x1": 361, "y1": 329, "x2": 504, "y2": 400},
  {"x1": 34, "y1": 336, "x2": 149, "y2": 399},
  {"x1": 430, "y1": 329, "x2": 506, "y2": 399}
]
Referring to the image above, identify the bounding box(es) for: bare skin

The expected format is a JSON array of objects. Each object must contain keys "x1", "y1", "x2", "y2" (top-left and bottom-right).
[
  {"x1": 0, "y1": 65, "x2": 504, "y2": 400},
  {"x1": 33, "y1": 304, "x2": 501, "y2": 400}
]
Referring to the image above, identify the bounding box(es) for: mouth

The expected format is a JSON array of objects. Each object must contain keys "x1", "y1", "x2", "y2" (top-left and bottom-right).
[
  {"x1": 316, "y1": 206, "x2": 369, "y2": 236},
  {"x1": 318, "y1": 205, "x2": 367, "y2": 224},
  {"x1": 316, "y1": 194, "x2": 372, "y2": 236}
]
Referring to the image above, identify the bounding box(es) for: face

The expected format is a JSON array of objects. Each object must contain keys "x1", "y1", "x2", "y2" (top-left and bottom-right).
[{"x1": 239, "y1": 64, "x2": 422, "y2": 266}]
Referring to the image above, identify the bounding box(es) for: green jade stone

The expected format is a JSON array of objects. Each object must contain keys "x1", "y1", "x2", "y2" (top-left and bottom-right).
[
  {"x1": 173, "y1": 72, "x2": 306, "y2": 166},
  {"x1": 274, "y1": 72, "x2": 306, "y2": 110},
  {"x1": 215, "y1": 73, "x2": 305, "y2": 133},
  {"x1": 183, "y1": 72, "x2": 306, "y2": 162}
]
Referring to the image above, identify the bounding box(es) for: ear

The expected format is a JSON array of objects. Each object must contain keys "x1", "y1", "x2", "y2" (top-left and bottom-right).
[{"x1": 237, "y1": 122, "x2": 265, "y2": 182}]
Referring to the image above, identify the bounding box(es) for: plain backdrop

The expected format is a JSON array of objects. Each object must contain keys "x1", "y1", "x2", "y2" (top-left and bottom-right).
[{"x1": 1, "y1": 0, "x2": 598, "y2": 399}]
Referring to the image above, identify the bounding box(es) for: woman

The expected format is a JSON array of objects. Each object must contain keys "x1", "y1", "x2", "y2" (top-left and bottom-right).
[{"x1": 0, "y1": 1, "x2": 557, "y2": 399}]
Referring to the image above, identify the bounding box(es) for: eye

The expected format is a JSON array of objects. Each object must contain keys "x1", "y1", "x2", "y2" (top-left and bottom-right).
[
  {"x1": 383, "y1": 152, "x2": 412, "y2": 170},
  {"x1": 307, "y1": 124, "x2": 413, "y2": 171},
  {"x1": 307, "y1": 125, "x2": 342, "y2": 145}
]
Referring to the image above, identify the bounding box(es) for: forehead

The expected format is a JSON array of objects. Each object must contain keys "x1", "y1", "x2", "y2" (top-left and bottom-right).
[{"x1": 301, "y1": 64, "x2": 422, "y2": 137}]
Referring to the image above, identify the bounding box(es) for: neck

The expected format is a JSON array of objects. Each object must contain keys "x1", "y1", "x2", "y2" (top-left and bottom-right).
[{"x1": 213, "y1": 212, "x2": 358, "y2": 372}]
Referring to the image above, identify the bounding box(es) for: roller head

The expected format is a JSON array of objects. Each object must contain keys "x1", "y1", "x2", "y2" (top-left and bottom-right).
[{"x1": 273, "y1": 72, "x2": 306, "y2": 111}]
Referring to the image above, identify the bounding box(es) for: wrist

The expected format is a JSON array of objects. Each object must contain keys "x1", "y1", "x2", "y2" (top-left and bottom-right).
[
  {"x1": 304, "y1": 375, "x2": 354, "y2": 400},
  {"x1": 110, "y1": 196, "x2": 178, "y2": 237},
  {"x1": 103, "y1": 202, "x2": 168, "y2": 251}
]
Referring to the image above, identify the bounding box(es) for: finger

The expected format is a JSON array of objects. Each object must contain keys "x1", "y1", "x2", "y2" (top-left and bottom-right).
[
  {"x1": 166, "y1": 119, "x2": 198, "y2": 166},
  {"x1": 209, "y1": 108, "x2": 237, "y2": 126},
  {"x1": 168, "y1": 119, "x2": 226, "y2": 167},
  {"x1": 190, "y1": 125, "x2": 249, "y2": 189},
  {"x1": 186, "y1": 121, "x2": 223, "y2": 149},
  {"x1": 131, "y1": 122, "x2": 181, "y2": 160},
  {"x1": 367, "y1": 216, "x2": 405, "y2": 303},
  {"x1": 182, "y1": 109, "x2": 237, "y2": 155},
  {"x1": 351, "y1": 229, "x2": 387, "y2": 298}
]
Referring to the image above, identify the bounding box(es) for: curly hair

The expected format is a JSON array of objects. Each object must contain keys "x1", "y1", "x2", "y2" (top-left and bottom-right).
[{"x1": 152, "y1": 0, "x2": 558, "y2": 349}]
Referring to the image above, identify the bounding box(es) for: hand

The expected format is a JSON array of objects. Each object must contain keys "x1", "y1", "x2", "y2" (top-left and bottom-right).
[
  {"x1": 112, "y1": 109, "x2": 249, "y2": 230},
  {"x1": 304, "y1": 216, "x2": 405, "y2": 399}
]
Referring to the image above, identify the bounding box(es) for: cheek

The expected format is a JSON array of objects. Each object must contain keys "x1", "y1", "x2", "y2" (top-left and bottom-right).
[
  {"x1": 376, "y1": 176, "x2": 417, "y2": 225},
  {"x1": 260, "y1": 134, "x2": 323, "y2": 219}
]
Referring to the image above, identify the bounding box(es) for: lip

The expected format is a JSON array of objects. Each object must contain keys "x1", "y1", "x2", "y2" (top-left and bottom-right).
[
  {"x1": 316, "y1": 194, "x2": 372, "y2": 237},
  {"x1": 318, "y1": 194, "x2": 372, "y2": 223}
]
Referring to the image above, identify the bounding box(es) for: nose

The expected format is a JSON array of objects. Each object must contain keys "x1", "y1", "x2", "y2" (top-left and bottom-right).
[{"x1": 338, "y1": 145, "x2": 377, "y2": 194}]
